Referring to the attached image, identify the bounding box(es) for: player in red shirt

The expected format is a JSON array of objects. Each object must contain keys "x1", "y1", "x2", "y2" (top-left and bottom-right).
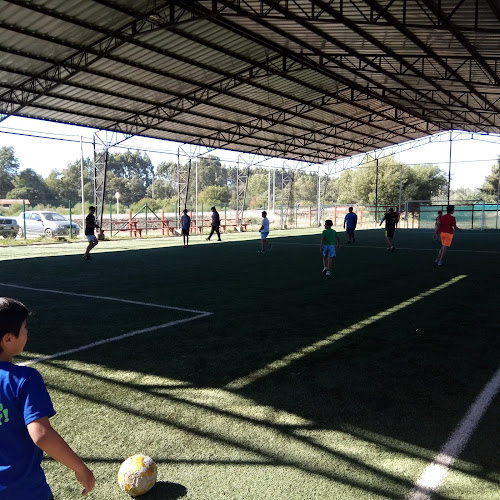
[{"x1": 435, "y1": 205, "x2": 461, "y2": 266}]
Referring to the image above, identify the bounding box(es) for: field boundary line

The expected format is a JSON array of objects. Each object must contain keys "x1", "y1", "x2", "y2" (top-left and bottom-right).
[
  {"x1": 19, "y1": 313, "x2": 212, "y2": 366},
  {"x1": 225, "y1": 275, "x2": 467, "y2": 390},
  {"x1": 0, "y1": 282, "x2": 211, "y2": 315},
  {"x1": 407, "y1": 366, "x2": 500, "y2": 500}
]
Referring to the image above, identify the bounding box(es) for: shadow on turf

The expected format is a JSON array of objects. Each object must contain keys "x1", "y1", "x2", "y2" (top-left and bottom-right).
[{"x1": 142, "y1": 481, "x2": 187, "y2": 499}]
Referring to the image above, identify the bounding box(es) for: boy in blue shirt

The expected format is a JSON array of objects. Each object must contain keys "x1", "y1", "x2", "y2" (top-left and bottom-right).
[
  {"x1": 0, "y1": 298, "x2": 95, "y2": 499},
  {"x1": 181, "y1": 209, "x2": 191, "y2": 248},
  {"x1": 320, "y1": 219, "x2": 340, "y2": 276},
  {"x1": 343, "y1": 207, "x2": 358, "y2": 244}
]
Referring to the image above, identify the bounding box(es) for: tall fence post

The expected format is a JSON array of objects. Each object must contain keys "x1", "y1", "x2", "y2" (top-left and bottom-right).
[
  {"x1": 69, "y1": 200, "x2": 73, "y2": 238},
  {"x1": 201, "y1": 203, "x2": 204, "y2": 234},
  {"x1": 145, "y1": 203, "x2": 148, "y2": 236},
  {"x1": 22, "y1": 200, "x2": 26, "y2": 239},
  {"x1": 109, "y1": 201, "x2": 113, "y2": 236}
]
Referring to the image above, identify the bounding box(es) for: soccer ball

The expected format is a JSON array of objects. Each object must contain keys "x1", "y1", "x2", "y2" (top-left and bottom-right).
[{"x1": 117, "y1": 454, "x2": 157, "y2": 497}]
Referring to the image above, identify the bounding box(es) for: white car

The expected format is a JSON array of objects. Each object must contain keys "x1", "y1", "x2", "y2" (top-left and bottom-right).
[{"x1": 17, "y1": 211, "x2": 80, "y2": 238}]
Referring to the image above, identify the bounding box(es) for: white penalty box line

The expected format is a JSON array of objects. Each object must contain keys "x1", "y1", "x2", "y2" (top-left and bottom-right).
[{"x1": 0, "y1": 283, "x2": 212, "y2": 366}]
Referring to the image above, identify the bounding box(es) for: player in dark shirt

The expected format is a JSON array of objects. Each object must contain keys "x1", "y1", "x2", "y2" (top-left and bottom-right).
[
  {"x1": 83, "y1": 206, "x2": 99, "y2": 260},
  {"x1": 380, "y1": 207, "x2": 399, "y2": 252}
]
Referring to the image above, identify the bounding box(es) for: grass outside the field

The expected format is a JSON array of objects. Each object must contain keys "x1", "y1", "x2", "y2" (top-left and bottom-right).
[{"x1": 0, "y1": 226, "x2": 499, "y2": 499}]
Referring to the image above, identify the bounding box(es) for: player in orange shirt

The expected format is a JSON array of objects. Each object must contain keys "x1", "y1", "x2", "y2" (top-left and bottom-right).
[{"x1": 435, "y1": 205, "x2": 461, "y2": 266}]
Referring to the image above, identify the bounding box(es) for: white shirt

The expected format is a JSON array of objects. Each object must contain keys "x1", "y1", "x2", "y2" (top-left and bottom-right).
[{"x1": 261, "y1": 217, "x2": 269, "y2": 232}]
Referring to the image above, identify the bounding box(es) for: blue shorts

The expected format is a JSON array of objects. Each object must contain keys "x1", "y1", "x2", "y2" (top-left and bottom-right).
[
  {"x1": 346, "y1": 226, "x2": 355, "y2": 235},
  {"x1": 86, "y1": 235, "x2": 98, "y2": 242},
  {"x1": 261, "y1": 231, "x2": 269, "y2": 240},
  {"x1": 323, "y1": 245, "x2": 336, "y2": 257}
]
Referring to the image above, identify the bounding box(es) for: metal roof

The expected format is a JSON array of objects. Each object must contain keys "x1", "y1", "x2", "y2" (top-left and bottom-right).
[{"x1": 0, "y1": 0, "x2": 499, "y2": 164}]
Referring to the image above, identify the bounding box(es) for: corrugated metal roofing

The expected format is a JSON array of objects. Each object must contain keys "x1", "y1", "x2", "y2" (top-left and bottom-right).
[{"x1": 0, "y1": 0, "x2": 499, "y2": 163}]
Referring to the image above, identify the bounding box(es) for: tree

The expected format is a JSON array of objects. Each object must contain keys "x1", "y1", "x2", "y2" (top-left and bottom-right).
[
  {"x1": 335, "y1": 170, "x2": 356, "y2": 204},
  {"x1": 198, "y1": 185, "x2": 231, "y2": 207},
  {"x1": 7, "y1": 168, "x2": 52, "y2": 206},
  {"x1": 107, "y1": 151, "x2": 154, "y2": 190},
  {"x1": 294, "y1": 173, "x2": 318, "y2": 205},
  {"x1": 0, "y1": 146, "x2": 21, "y2": 198},
  {"x1": 198, "y1": 156, "x2": 227, "y2": 189},
  {"x1": 480, "y1": 159, "x2": 500, "y2": 202}
]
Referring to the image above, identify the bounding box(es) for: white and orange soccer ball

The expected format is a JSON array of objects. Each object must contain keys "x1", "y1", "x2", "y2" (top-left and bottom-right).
[{"x1": 117, "y1": 454, "x2": 157, "y2": 497}]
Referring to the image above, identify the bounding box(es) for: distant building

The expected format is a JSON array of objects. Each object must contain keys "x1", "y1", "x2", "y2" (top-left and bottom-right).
[{"x1": 0, "y1": 199, "x2": 30, "y2": 209}]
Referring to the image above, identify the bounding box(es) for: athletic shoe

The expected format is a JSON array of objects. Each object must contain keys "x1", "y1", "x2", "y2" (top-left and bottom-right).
[
  {"x1": 347, "y1": 240, "x2": 351, "y2": 244},
  {"x1": 390, "y1": 246, "x2": 395, "y2": 252},
  {"x1": 258, "y1": 250, "x2": 264, "y2": 253},
  {"x1": 322, "y1": 268, "x2": 327, "y2": 275},
  {"x1": 437, "y1": 260, "x2": 443, "y2": 266},
  {"x1": 205, "y1": 237, "x2": 210, "y2": 241},
  {"x1": 82, "y1": 255, "x2": 90, "y2": 260},
  {"x1": 325, "y1": 271, "x2": 332, "y2": 276}
]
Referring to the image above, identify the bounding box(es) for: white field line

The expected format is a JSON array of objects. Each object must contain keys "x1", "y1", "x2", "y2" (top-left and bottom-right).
[
  {"x1": 276, "y1": 242, "x2": 500, "y2": 254},
  {"x1": 407, "y1": 366, "x2": 500, "y2": 500},
  {"x1": 0, "y1": 282, "x2": 210, "y2": 315},
  {"x1": 225, "y1": 275, "x2": 467, "y2": 390},
  {"x1": 19, "y1": 313, "x2": 212, "y2": 366}
]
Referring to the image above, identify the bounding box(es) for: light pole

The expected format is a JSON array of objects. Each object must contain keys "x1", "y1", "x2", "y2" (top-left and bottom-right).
[{"x1": 115, "y1": 191, "x2": 121, "y2": 215}]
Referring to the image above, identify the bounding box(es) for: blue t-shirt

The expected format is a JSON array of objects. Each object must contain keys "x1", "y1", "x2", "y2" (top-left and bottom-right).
[
  {"x1": 181, "y1": 214, "x2": 191, "y2": 230},
  {"x1": 344, "y1": 212, "x2": 357, "y2": 227},
  {"x1": 0, "y1": 362, "x2": 55, "y2": 499}
]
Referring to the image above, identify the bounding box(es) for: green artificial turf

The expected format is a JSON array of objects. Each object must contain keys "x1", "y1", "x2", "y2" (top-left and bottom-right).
[{"x1": 1, "y1": 227, "x2": 499, "y2": 499}]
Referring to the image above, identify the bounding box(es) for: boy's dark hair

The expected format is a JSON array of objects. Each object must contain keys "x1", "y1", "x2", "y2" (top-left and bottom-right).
[
  {"x1": 447, "y1": 205, "x2": 455, "y2": 213},
  {"x1": 182, "y1": 209, "x2": 188, "y2": 214},
  {"x1": 348, "y1": 207, "x2": 353, "y2": 212},
  {"x1": 0, "y1": 298, "x2": 29, "y2": 351},
  {"x1": 262, "y1": 211, "x2": 267, "y2": 216},
  {"x1": 388, "y1": 207, "x2": 394, "y2": 212},
  {"x1": 324, "y1": 219, "x2": 333, "y2": 227},
  {"x1": 89, "y1": 206, "x2": 95, "y2": 211}
]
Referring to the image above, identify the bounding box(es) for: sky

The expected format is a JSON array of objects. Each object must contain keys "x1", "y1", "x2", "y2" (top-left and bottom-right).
[{"x1": 0, "y1": 116, "x2": 499, "y2": 191}]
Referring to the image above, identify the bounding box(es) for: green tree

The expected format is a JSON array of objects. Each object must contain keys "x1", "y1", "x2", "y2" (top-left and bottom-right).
[
  {"x1": 7, "y1": 168, "x2": 52, "y2": 206},
  {"x1": 198, "y1": 185, "x2": 231, "y2": 207},
  {"x1": 336, "y1": 170, "x2": 356, "y2": 204},
  {"x1": 0, "y1": 146, "x2": 21, "y2": 198},
  {"x1": 198, "y1": 156, "x2": 227, "y2": 189},
  {"x1": 107, "y1": 151, "x2": 154, "y2": 190},
  {"x1": 480, "y1": 159, "x2": 500, "y2": 202}
]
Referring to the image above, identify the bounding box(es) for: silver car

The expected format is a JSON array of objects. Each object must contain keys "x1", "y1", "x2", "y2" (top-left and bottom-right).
[
  {"x1": 17, "y1": 211, "x2": 80, "y2": 238},
  {"x1": 0, "y1": 217, "x2": 19, "y2": 238}
]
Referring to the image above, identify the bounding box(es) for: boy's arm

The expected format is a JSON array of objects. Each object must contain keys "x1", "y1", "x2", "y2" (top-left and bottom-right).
[
  {"x1": 343, "y1": 216, "x2": 346, "y2": 228},
  {"x1": 320, "y1": 236, "x2": 324, "y2": 251},
  {"x1": 379, "y1": 215, "x2": 385, "y2": 226},
  {"x1": 28, "y1": 417, "x2": 95, "y2": 496}
]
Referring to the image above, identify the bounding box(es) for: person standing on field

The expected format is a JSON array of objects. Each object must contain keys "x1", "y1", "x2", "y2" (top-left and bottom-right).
[
  {"x1": 380, "y1": 207, "x2": 399, "y2": 252},
  {"x1": 258, "y1": 211, "x2": 272, "y2": 253},
  {"x1": 206, "y1": 206, "x2": 221, "y2": 242},
  {"x1": 320, "y1": 219, "x2": 340, "y2": 276},
  {"x1": 344, "y1": 206, "x2": 358, "y2": 244},
  {"x1": 83, "y1": 206, "x2": 99, "y2": 260},
  {"x1": 435, "y1": 205, "x2": 461, "y2": 266},
  {"x1": 181, "y1": 209, "x2": 191, "y2": 248}
]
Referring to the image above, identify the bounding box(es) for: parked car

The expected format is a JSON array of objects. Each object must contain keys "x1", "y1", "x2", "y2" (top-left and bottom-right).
[
  {"x1": 17, "y1": 211, "x2": 80, "y2": 238},
  {"x1": 0, "y1": 217, "x2": 19, "y2": 238}
]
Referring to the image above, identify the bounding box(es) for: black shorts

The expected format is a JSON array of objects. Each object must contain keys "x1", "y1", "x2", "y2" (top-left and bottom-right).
[
  {"x1": 182, "y1": 228, "x2": 189, "y2": 235},
  {"x1": 385, "y1": 227, "x2": 395, "y2": 238}
]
